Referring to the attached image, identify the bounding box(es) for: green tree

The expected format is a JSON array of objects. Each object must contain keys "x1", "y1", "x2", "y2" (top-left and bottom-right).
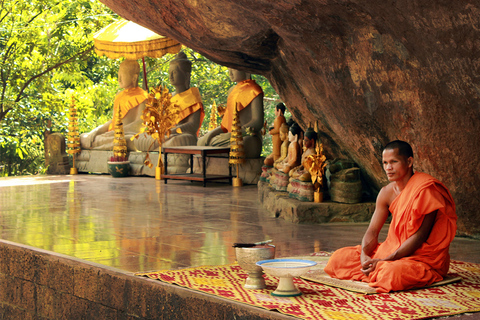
[{"x1": 0, "y1": 0, "x2": 117, "y2": 175}]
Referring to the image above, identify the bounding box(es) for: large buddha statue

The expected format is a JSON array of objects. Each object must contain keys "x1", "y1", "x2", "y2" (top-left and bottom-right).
[
  {"x1": 197, "y1": 68, "x2": 264, "y2": 158},
  {"x1": 80, "y1": 59, "x2": 148, "y2": 151},
  {"x1": 264, "y1": 103, "x2": 286, "y2": 166},
  {"x1": 134, "y1": 51, "x2": 204, "y2": 150}
]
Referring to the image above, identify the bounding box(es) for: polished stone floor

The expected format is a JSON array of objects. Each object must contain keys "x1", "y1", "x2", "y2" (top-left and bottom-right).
[{"x1": 1, "y1": 174, "x2": 479, "y2": 274}]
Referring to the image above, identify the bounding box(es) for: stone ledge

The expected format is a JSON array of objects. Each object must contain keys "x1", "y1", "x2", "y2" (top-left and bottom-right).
[
  {"x1": 0, "y1": 239, "x2": 294, "y2": 320},
  {"x1": 258, "y1": 181, "x2": 375, "y2": 224}
]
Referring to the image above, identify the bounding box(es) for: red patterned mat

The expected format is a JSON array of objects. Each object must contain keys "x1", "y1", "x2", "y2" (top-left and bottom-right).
[{"x1": 136, "y1": 252, "x2": 480, "y2": 320}]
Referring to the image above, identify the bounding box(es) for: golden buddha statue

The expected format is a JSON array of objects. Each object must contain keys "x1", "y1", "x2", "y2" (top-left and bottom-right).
[
  {"x1": 264, "y1": 103, "x2": 287, "y2": 166},
  {"x1": 272, "y1": 123, "x2": 290, "y2": 168}
]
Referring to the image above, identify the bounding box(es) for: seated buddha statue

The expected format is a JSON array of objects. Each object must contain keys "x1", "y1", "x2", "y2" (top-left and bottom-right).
[
  {"x1": 274, "y1": 122, "x2": 302, "y2": 174},
  {"x1": 289, "y1": 127, "x2": 318, "y2": 181},
  {"x1": 134, "y1": 51, "x2": 204, "y2": 151},
  {"x1": 197, "y1": 68, "x2": 264, "y2": 158},
  {"x1": 264, "y1": 103, "x2": 287, "y2": 166},
  {"x1": 272, "y1": 123, "x2": 290, "y2": 168},
  {"x1": 270, "y1": 122, "x2": 302, "y2": 191},
  {"x1": 287, "y1": 127, "x2": 318, "y2": 201},
  {"x1": 80, "y1": 59, "x2": 148, "y2": 151}
]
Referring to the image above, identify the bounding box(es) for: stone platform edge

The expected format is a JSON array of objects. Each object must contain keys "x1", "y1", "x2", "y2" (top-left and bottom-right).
[
  {"x1": 257, "y1": 181, "x2": 376, "y2": 224},
  {"x1": 0, "y1": 239, "x2": 294, "y2": 320}
]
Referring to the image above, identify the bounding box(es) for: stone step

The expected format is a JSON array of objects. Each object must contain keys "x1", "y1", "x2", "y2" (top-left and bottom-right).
[{"x1": 258, "y1": 181, "x2": 375, "y2": 223}]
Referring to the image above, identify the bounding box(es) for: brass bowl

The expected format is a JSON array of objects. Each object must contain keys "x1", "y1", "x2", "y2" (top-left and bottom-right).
[{"x1": 235, "y1": 244, "x2": 275, "y2": 289}]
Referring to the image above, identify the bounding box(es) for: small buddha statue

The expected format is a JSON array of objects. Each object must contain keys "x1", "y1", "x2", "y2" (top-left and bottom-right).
[
  {"x1": 289, "y1": 127, "x2": 317, "y2": 181},
  {"x1": 134, "y1": 51, "x2": 204, "y2": 151},
  {"x1": 260, "y1": 122, "x2": 290, "y2": 183},
  {"x1": 264, "y1": 103, "x2": 287, "y2": 166},
  {"x1": 274, "y1": 122, "x2": 302, "y2": 174},
  {"x1": 197, "y1": 68, "x2": 264, "y2": 158},
  {"x1": 80, "y1": 59, "x2": 148, "y2": 151},
  {"x1": 287, "y1": 127, "x2": 318, "y2": 201}
]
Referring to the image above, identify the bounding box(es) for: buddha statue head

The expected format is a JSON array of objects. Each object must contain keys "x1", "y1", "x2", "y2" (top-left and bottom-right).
[
  {"x1": 118, "y1": 59, "x2": 140, "y2": 89},
  {"x1": 279, "y1": 123, "x2": 289, "y2": 142},
  {"x1": 288, "y1": 122, "x2": 302, "y2": 142},
  {"x1": 228, "y1": 68, "x2": 250, "y2": 83},
  {"x1": 169, "y1": 51, "x2": 192, "y2": 91},
  {"x1": 275, "y1": 102, "x2": 286, "y2": 117},
  {"x1": 303, "y1": 127, "x2": 317, "y2": 150}
]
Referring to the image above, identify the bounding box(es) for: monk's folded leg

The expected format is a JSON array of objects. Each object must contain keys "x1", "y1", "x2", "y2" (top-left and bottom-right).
[
  {"x1": 324, "y1": 246, "x2": 365, "y2": 281},
  {"x1": 369, "y1": 259, "x2": 444, "y2": 293}
]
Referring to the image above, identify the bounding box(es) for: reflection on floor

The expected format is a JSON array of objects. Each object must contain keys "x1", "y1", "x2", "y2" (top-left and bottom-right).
[{"x1": 0, "y1": 174, "x2": 479, "y2": 275}]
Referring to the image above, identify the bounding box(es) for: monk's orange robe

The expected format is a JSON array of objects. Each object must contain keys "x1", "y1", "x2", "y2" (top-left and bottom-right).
[
  {"x1": 221, "y1": 79, "x2": 263, "y2": 133},
  {"x1": 108, "y1": 87, "x2": 148, "y2": 131},
  {"x1": 324, "y1": 172, "x2": 457, "y2": 293},
  {"x1": 171, "y1": 87, "x2": 205, "y2": 136}
]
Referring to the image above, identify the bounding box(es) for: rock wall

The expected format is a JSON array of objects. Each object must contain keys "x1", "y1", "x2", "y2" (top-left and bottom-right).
[{"x1": 99, "y1": 0, "x2": 480, "y2": 236}]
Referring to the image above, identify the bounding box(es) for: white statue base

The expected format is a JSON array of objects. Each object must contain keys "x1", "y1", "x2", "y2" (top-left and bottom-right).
[
  {"x1": 76, "y1": 150, "x2": 189, "y2": 176},
  {"x1": 76, "y1": 150, "x2": 263, "y2": 184}
]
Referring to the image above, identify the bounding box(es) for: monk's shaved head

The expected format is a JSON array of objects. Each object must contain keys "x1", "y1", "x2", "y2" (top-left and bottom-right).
[{"x1": 383, "y1": 140, "x2": 413, "y2": 159}]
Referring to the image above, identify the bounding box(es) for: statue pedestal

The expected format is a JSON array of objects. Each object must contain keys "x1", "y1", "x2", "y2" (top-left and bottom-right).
[
  {"x1": 76, "y1": 150, "x2": 188, "y2": 177},
  {"x1": 258, "y1": 181, "x2": 375, "y2": 224},
  {"x1": 287, "y1": 179, "x2": 315, "y2": 202}
]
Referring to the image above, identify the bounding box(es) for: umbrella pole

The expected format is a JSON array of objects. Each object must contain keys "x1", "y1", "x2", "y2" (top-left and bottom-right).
[{"x1": 142, "y1": 57, "x2": 149, "y2": 92}]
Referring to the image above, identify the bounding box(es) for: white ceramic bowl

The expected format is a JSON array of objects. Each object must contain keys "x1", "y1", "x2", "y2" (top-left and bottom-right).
[{"x1": 256, "y1": 259, "x2": 317, "y2": 278}]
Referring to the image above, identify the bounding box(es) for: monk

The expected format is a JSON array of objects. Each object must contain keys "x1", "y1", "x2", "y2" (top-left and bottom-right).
[
  {"x1": 198, "y1": 68, "x2": 264, "y2": 158},
  {"x1": 324, "y1": 140, "x2": 457, "y2": 293},
  {"x1": 264, "y1": 103, "x2": 287, "y2": 166},
  {"x1": 80, "y1": 59, "x2": 148, "y2": 151}
]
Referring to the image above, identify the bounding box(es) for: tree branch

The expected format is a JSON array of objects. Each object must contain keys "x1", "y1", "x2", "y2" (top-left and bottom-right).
[{"x1": 14, "y1": 45, "x2": 94, "y2": 104}]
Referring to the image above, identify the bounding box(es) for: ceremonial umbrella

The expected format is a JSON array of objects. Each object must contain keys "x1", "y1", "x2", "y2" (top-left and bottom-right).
[{"x1": 93, "y1": 19, "x2": 182, "y2": 90}]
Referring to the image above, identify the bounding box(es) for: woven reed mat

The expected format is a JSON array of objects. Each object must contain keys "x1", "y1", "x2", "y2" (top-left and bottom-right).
[{"x1": 136, "y1": 252, "x2": 480, "y2": 320}]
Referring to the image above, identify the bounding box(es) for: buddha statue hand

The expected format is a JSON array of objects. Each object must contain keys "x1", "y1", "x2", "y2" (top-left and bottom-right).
[{"x1": 80, "y1": 129, "x2": 99, "y2": 149}]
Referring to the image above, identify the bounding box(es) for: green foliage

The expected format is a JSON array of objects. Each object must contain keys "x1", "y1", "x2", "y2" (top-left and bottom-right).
[{"x1": 0, "y1": 0, "x2": 117, "y2": 176}]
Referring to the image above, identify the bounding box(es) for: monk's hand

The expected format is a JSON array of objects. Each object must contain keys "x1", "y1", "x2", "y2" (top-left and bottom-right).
[{"x1": 361, "y1": 258, "x2": 380, "y2": 276}]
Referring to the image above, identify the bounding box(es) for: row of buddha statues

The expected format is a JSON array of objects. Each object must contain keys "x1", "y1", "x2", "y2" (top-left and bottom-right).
[
  {"x1": 260, "y1": 105, "x2": 322, "y2": 202},
  {"x1": 76, "y1": 51, "x2": 363, "y2": 203},
  {"x1": 79, "y1": 51, "x2": 264, "y2": 159},
  {"x1": 260, "y1": 104, "x2": 363, "y2": 203}
]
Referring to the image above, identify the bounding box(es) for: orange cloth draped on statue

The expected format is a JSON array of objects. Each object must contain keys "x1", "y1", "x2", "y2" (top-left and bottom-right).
[
  {"x1": 171, "y1": 87, "x2": 205, "y2": 136},
  {"x1": 108, "y1": 87, "x2": 148, "y2": 131},
  {"x1": 221, "y1": 79, "x2": 263, "y2": 133},
  {"x1": 324, "y1": 172, "x2": 457, "y2": 293}
]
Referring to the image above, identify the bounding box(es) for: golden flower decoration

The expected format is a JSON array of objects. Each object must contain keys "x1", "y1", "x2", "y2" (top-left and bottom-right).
[
  {"x1": 305, "y1": 142, "x2": 327, "y2": 187},
  {"x1": 132, "y1": 85, "x2": 183, "y2": 168}
]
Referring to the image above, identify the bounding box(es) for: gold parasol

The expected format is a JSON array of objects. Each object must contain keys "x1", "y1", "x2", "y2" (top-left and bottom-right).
[
  {"x1": 93, "y1": 19, "x2": 181, "y2": 60},
  {"x1": 93, "y1": 19, "x2": 182, "y2": 89}
]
